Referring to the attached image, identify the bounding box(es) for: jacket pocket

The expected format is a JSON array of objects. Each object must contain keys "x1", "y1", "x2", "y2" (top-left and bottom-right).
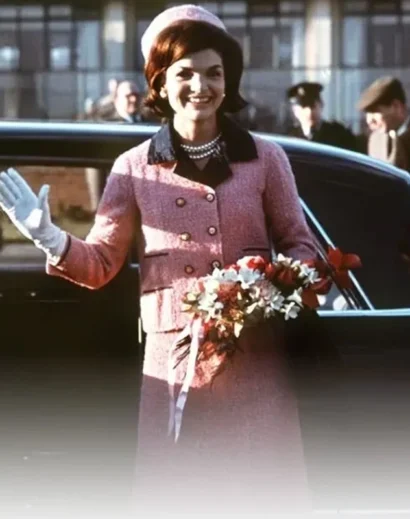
[
  {"x1": 140, "y1": 252, "x2": 171, "y2": 294},
  {"x1": 242, "y1": 247, "x2": 271, "y2": 253},
  {"x1": 242, "y1": 246, "x2": 272, "y2": 260}
]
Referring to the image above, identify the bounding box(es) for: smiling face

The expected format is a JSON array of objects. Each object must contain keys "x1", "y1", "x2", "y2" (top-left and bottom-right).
[{"x1": 161, "y1": 49, "x2": 225, "y2": 125}]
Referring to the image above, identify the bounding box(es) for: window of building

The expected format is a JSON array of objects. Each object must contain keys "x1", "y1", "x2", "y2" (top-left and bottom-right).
[
  {"x1": 160, "y1": 1, "x2": 305, "y2": 71},
  {"x1": 279, "y1": 1, "x2": 304, "y2": 14},
  {"x1": 0, "y1": 4, "x2": 102, "y2": 72},
  {"x1": 403, "y1": 15, "x2": 410, "y2": 65},
  {"x1": 20, "y1": 21, "x2": 46, "y2": 71},
  {"x1": 341, "y1": 0, "x2": 410, "y2": 67},
  {"x1": 369, "y1": 15, "x2": 401, "y2": 67},
  {"x1": 221, "y1": 1, "x2": 246, "y2": 15},
  {"x1": 76, "y1": 21, "x2": 101, "y2": 71},
  {"x1": 0, "y1": 22, "x2": 19, "y2": 71},
  {"x1": 279, "y1": 17, "x2": 304, "y2": 68},
  {"x1": 342, "y1": 17, "x2": 367, "y2": 66},
  {"x1": 343, "y1": 0, "x2": 368, "y2": 12},
  {"x1": 49, "y1": 21, "x2": 73, "y2": 71},
  {"x1": 224, "y1": 17, "x2": 249, "y2": 65},
  {"x1": 249, "y1": 17, "x2": 275, "y2": 69}
]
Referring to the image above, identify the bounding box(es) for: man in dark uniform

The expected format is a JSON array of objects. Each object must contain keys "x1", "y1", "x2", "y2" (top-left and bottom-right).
[
  {"x1": 357, "y1": 76, "x2": 410, "y2": 172},
  {"x1": 286, "y1": 81, "x2": 358, "y2": 151}
]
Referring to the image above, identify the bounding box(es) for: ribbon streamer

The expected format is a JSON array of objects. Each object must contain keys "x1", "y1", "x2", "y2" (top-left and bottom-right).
[{"x1": 168, "y1": 318, "x2": 204, "y2": 442}]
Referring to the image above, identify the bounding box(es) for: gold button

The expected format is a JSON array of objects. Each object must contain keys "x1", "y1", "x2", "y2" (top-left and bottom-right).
[
  {"x1": 211, "y1": 260, "x2": 221, "y2": 269},
  {"x1": 179, "y1": 232, "x2": 191, "y2": 242},
  {"x1": 184, "y1": 265, "x2": 194, "y2": 274},
  {"x1": 176, "y1": 197, "x2": 186, "y2": 207},
  {"x1": 207, "y1": 226, "x2": 217, "y2": 236},
  {"x1": 205, "y1": 193, "x2": 215, "y2": 202}
]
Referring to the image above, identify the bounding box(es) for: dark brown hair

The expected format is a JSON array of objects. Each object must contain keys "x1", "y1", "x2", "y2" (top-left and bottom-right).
[{"x1": 144, "y1": 20, "x2": 247, "y2": 118}]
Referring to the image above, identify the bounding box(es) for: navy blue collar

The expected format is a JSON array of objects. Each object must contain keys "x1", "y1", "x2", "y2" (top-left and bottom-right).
[{"x1": 147, "y1": 115, "x2": 258, "y2": 165}]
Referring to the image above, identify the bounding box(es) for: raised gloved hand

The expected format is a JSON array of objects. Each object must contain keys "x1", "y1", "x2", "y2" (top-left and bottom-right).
[{"x1": 0, "y1": 168, "x2": 67, "y2": 260}]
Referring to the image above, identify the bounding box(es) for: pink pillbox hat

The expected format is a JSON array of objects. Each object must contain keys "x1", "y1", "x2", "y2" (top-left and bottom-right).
[{"x1": 141, "y1": 4, "x2": 226, "y2": 62}]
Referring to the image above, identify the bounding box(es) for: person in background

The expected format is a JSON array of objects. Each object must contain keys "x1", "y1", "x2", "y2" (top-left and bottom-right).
[
  {"x1": 0, "y1": 5, "x2": 317, "y2": 515},
  {"x1": 96, "y1": 80, "x2": 157, "y2": 123},
  {"x1": 357, "y1": 76, "x2": 410, "y2": 172},
  {"x1": 85, "y1": 78, "x2": 119, "y2": 119},
  {"x1": 287, "y1": 81, "x2": 358, "y2": 151},
  {"x1": 83, "y1": 80, "x2": 158, "y2": 219}
]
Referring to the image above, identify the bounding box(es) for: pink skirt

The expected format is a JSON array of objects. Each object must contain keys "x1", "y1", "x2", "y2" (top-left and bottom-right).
[{"x1": 135, "y1": 322, "x2": 312, "y2": 516}]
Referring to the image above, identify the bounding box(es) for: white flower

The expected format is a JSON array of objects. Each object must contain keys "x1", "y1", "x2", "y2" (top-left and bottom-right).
[
  {"x1": 237, "y1": 266, "x2": 263, "y2": 289},
  {"x1": 197, "y1": 291, "x2": 218, "y2": 312},
  {"x1": 291, "y1": 259, "x2": 302, "y2": 269},
  {"x1": 249, "y1": 281, "x2": 285, "y2": 313},
  {"x1": 211, "y1": 267, "x2": 239, "y2": 283},
  {"x1": 297, "y1": 263, "x2": 319, "y2": 284},
  {"x1": 203, "y1": 278, "x2": 220, "y2": 294},
  {"x1": 248, "y1": 284, "x2": 261, "y2": 300},
  {"x1": 270, "y1": 292, "x2": 285, "y2": 311},
  {"x1": 276, "y1": 253, "x2": 293, "y2": 266},
  {"x1": 286, "y1": 288, "x2": 303, "y2": 306},
  {"x1": 281, "y1": 301, "x2": 301, "y2": 320}
]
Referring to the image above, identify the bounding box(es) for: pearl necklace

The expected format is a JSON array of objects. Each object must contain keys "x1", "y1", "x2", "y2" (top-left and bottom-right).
[{"x1": 180, "y1": 133, "x2": 222, "y2": 161}]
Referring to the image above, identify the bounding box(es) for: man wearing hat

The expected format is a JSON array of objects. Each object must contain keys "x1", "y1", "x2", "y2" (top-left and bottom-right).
[
  {"x1": 358, "y1": 76, "x2": 410, "y2": 172},
  {"x1": 287, "y1": 81, "x2": 358, "y2": 151}
]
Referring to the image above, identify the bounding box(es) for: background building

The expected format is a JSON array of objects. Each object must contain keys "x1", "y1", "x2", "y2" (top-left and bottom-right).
[{"x1": 0, "y1": 0, "x2": 409, "y2": 133}]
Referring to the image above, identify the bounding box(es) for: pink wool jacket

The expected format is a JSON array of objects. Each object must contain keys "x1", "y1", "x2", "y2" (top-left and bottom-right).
[{"x1": 47, "y1": 121, "x2": 317, "y2": 333}]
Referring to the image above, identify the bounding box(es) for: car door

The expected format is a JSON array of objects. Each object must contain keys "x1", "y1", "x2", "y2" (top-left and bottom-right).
[{"x1": 289, "y1": 153, "x2": 410, "y2": 512}]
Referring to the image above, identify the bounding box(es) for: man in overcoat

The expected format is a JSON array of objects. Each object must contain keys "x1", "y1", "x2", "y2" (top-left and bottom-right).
[{"x1": 358, "y1": 76, "x2": 410, "y2": 172}]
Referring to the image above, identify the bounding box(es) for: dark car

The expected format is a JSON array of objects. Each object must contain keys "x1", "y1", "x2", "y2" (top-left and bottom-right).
[{"x1": 1, "y1": 120, "x2": 410, "y2": 517}]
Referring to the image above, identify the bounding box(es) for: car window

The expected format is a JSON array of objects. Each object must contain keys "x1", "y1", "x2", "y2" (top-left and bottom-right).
[
  {"x1": 0, "y1": 165, "x2": 107, "y2": 265},
  {"x1": 292, "y1": 158, "x2": 410, "y2": 309}
]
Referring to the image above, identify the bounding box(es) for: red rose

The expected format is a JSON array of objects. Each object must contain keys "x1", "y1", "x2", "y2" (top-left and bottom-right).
[{"x1": 246, "y1": 256, "x2": 267, "y2": 272}]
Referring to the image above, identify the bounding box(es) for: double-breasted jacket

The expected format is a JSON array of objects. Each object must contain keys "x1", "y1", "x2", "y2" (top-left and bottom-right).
[{"x1": 47, "y1": 117, "x2": 317, "y2": 333}]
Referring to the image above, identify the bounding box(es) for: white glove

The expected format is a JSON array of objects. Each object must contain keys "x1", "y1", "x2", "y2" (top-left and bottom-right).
[{"x1": 0, "y1": 168, "x2": 67, "y2": 261}]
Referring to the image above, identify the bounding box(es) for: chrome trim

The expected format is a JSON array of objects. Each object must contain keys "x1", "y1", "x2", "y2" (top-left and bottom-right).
[
  {"x1": 318, "y1": 308, "x2": 410, "y2": 317},
  {"x1": 300, "y1": 198, "x2": 375, "y2": 311}
]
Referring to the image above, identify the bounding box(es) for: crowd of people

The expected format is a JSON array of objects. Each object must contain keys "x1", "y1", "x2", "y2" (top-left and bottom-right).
[
  {"x1": 84, "y1": 74, "x2": 410, "y2": 175},
  {"x1": 77, "y1": 73, "x2": 410, "y2": 224},
  {"x1": 285, "y1": 76, "x2": 410, "y2": 173}
]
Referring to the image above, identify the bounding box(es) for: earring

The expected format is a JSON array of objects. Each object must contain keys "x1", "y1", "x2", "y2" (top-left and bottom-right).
[{"x1": 160, "y1": 89, "x2": 167, "y2": 99}]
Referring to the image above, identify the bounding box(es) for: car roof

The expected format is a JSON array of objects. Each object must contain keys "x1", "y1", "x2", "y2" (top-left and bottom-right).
[{"x1": 0, "y1": 120, "x2": 409, "y2": 185}]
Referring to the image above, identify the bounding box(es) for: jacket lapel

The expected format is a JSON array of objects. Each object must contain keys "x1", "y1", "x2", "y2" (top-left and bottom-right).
[{"x1": 147, "y1": 116, "x2": 258, "y2": 188}]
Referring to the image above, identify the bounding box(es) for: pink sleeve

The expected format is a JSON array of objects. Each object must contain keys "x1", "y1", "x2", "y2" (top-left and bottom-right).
[
  {"x1": 46, "y1": 152, "x2": 138, "y2": 289},
  {"x1": 262, "y1": 141, "x2": 317, "y2": 261}
]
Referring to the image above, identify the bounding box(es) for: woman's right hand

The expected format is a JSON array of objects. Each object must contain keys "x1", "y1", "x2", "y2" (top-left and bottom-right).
[
  {"x1": 0, "y1": 167, "x2": 52, "y2": 241},
  {"x1": 0, "y1": 167, "x2": 67, "y2": 258}
]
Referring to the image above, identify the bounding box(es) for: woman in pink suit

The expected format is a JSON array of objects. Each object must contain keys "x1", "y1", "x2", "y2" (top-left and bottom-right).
[{"x1": 0, "y1": 5, "x2": 317, "y2": 516}]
